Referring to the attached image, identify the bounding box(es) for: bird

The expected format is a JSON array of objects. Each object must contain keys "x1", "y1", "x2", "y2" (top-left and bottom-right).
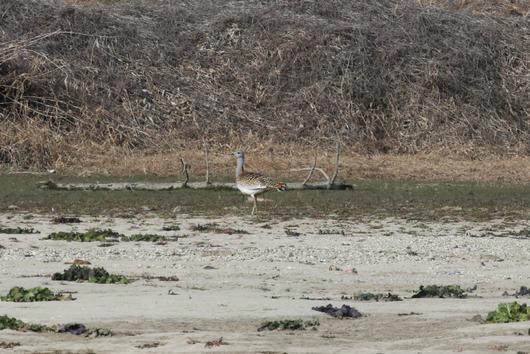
[{"x1": 233, "y1": 150, "x2": 286, "y2": 215}]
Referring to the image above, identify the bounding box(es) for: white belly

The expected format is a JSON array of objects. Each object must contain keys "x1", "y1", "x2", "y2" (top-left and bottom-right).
[{"x1": 237, "y1": 185, "x2": 266, "y2": 196}]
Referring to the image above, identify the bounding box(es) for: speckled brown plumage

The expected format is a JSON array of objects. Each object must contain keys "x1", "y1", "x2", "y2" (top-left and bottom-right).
[{"x1": 233, "y1": 150, "x2": 286, "y2": 215}]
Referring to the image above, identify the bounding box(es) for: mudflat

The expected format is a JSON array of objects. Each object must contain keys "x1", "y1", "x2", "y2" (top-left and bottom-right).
[{"x1": 1, "y1": 211, "x2": 530, "y2": 353}]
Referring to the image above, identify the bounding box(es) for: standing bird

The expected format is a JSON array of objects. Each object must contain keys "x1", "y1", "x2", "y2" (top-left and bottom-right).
[{"x1": 233, "y1": 150, "x2": 287, "y2": 215}]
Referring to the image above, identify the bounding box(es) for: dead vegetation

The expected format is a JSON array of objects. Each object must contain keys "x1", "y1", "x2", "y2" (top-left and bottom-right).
[
  {"x1": 0, "y1": 0, "x2": 528, "y2": 170},
  {"x1": 416, "y1": 0, "x2": 530, "y2": 17}
]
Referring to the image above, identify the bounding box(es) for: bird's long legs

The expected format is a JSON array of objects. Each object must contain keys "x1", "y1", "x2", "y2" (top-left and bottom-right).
[{"x1": 251, "y1": 195, "x2": 258, "y2": 215}]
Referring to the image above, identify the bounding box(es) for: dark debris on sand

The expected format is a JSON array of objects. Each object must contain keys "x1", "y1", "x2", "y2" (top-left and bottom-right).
[
  {"x1": 411, "y1": 285, "x2": 467, "y2": 299},
  {"x1": 312, "y1": 304, "x2": 362, "y2": 319},
  {"x1": 354, "y1": 292, "x2": 402, "y2": 302},
  {"x1": 52, "y1": 216, "x2": 82, "y2": 224},
  {"x1": 504, "y1": 286, "x2": 530, "y2": 298}
]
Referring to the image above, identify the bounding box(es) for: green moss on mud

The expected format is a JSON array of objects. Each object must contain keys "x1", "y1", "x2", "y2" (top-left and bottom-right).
[
  {"x1": 0, "y1": 315, "x2": 53, "y2": 332},
  {"x1": 354, "y1": 292, "x2": 402, "y2": 301},
  {"x1": 122, "y1": 234, "x2": 170, "y2": 242},
  {"x1": 1, "y1": 287, "x2": 71, "y2": 302},
  {"x1": 44, "y1": 230, "x2": 175, "y2": 243},
  {"x1": 191, "y1": 223, "x2": 249, "y2": 234},
  {"x1": 258, "y1": 319, "x2": 320, "y2": 331},
  {"x1": 44, "y1": 229, "x2": 122, "y2": 242},
  {"x1": 0, "y1": 175, "x2": 529, "y2": 220},
  {"x1": 411, "y1": 285, "x2": 467, "y2": 298},
  {"x1": 487, "y1": 302, "x2": 530, "y2": 323},
  {"x1": 0, "y1": 227, "x2": 38, "y2": 234},
  {"x1": 162, "y1": 225, "x2": 180, "y2": 231},
  {"x1": 52, "y1": 265, "x2": 130, "y2": 284}
]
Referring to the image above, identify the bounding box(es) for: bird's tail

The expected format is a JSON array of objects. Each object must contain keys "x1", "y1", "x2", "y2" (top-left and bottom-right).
[{"x1": 274, "y1": 182, "x2": 287, "y2": 192}]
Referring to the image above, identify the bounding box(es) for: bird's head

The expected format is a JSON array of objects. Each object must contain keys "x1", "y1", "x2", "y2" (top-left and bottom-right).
[{"x1": 233, "y1": 150, "x2": 244, "y2": 159}]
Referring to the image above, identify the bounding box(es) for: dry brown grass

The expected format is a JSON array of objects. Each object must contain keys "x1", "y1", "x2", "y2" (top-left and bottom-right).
[
  {"x1": 1, "y1": 0, "x2": 529, "y2": 173},
  {"x1": 417, "y1": 0, "x2": 530, "y2": 16},
  {"x1": 50, "y1": 142, "x2": 530, "y2": 184}
]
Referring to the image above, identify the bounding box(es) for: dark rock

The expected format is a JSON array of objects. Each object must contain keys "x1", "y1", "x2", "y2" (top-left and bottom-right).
[
  {"x1": 312, "y1": 304, "x2": 362, "y2": 319},
  {"x1": 57, "y1": 323, "x2": 86, "y2": 335}
]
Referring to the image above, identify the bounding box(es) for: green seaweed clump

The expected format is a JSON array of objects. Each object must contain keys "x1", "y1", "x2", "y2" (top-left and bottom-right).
[
  {"x1": 52, "y1": 216, "x2": 81, "y2": 224},
  {"x1": 411, "y1": 285, "x2": 467, "y2": 299},
  {"x1": 85, "y1": 327, "x2": 112, "y2": 337},
  {"x1": 257, "y1": 319, "x2": 320, "y2": 331},
  {"x1": 57, "y1": 323, "x2": 112, "y2": 337},
  {"x1": 354, "y1": 292, "x2": 402, "y2": 302},
  {"x1": 122, "y1": 234, "x2": 168, "y2": 242},
  {"x1": 162, "y1": 225, "x2": 180, "y2": 231},
  {"x1": 0, "y1": 227, "x2": 38, "y2": 234},
  {"x1": 1, "y1": 287, "x2": 71, "y2": 302},
  {"x1": 192, "y1": 223, "x2": 249, "y2": 235},
  {"x1": 52, "y1": 265, "x2": 130, "y2": 284},
  {"x1": 0, "y1": 315, "x2": 53, "y2": 332},
  {"x1": 486, "y1": 302, "x2": 530, "y2": 323},
  {"x1": 44, "y1": 229, "x2": 123, "y2": 242}
]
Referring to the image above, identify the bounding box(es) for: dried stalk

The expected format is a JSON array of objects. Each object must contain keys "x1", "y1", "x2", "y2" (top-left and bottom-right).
[
  {"x1": 290, "y1": 167, "x2": 330, "y2": 183},
  {"x1": 302, "y1": 153, "x2": 317, "y2": 185},
  {"x1": 204, "y1": 142, "x2": 211, "y2": 185},
  {"x1": 328, "y1": 142, "x2": 341, "y2": 189},
  {"x1": 180, "y1": 158, "x2": 189, "y2": 187}
]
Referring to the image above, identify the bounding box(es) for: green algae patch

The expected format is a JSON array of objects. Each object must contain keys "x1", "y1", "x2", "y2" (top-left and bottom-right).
[
  {"x1": 44, "y1": 230, "x2": 177, "y2": 243},
  {"x1": 162, "y1": 225, "x2": 180, "y2": 231},
  {"x1": 411, "y1": 285, "x2": 467, "y2": 299},
  {"x1": 52, "y1": 265, "x2": 130, "y2": 284},
  {"x1": 122, "y1": 234, "x2": 170, "y2": 242},
  {"x1": 57, "y1": 323, "x2": 112, "y2": 337},
  {"x1": 486, "y1": 302, "x2": 530, "y2": 323},
  {"x1": 44, "y1": 229, "x2": 122, "y2": 242},
  {"x1": 0, "y1": 315, "x2": 53, "y2": 332},
  {"x1": 258, "y1": 319, "x2": 320, "y2": 331},
  {"x1": 191, "y1": 223, "x2": 249, "y2": 235},
  {"x1": 354, "y1": 292, "x2": 402, "y2": 302},
  {"x1": 0, "y1": 315, "x2": 112, "y2": 337},
  {"x1": 1, "y1": 287, "x2": 72, "y2": 302},
  {"x1": 0, "y1": 227, "x2": 38, "y2": 234}
]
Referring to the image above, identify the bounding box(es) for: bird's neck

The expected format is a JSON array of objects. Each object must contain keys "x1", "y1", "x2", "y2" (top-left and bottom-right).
[{"x1": 236, "y1": 156, "x2": 245, "y2": 177}]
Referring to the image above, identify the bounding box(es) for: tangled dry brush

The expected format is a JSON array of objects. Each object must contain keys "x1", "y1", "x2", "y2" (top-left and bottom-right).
[{"x1": 0, "y1": 0, "x2": 528, "y2": 167}]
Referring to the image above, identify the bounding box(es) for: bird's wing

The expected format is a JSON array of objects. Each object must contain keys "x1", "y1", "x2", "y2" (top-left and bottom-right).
[{"x1": 238, "y1": 172, "x2": 274, "y2": 189}]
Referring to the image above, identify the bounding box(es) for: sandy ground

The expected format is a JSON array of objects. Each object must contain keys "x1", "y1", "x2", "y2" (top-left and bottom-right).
[{"x1": 1, "y1": 213, "x2": 530, "y2": 353}]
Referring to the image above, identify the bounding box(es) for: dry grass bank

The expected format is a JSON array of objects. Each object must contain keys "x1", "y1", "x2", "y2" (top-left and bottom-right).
[
  {"x1": 1, "y1": 0, "x2": 529, "y2": 174},
  {"x1": 22, "y1": 144, "x2": 528, "y2": 184}
]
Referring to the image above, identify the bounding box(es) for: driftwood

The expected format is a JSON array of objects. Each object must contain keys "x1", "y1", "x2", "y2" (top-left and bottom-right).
[
  {"x1": 290, "y1": 142, "x2": 353, "y2": 190},
  {"x1": 35, "y1": 180, "x2": 353, "y2": 191},
  {"x1": 36, "y1": 180, "x2": 232, "y2": 191}
]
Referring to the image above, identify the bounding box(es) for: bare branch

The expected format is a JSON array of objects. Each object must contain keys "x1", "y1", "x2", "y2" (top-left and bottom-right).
[
  {"x1": 204, "y1": 141, "x2": 211, "y2": 185},
  {"x1": 328, "y1": 142, "x2": 341, "y2": 189},
  {"x1": 302, "y1": 153, "x2": 317, "y2": 185},
  {"x1": 290, "y1": 167, "x2": 330, "y2": 182},
  {"x1": 180, "y1": 158, "x2": 189, "y2": 187}
]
